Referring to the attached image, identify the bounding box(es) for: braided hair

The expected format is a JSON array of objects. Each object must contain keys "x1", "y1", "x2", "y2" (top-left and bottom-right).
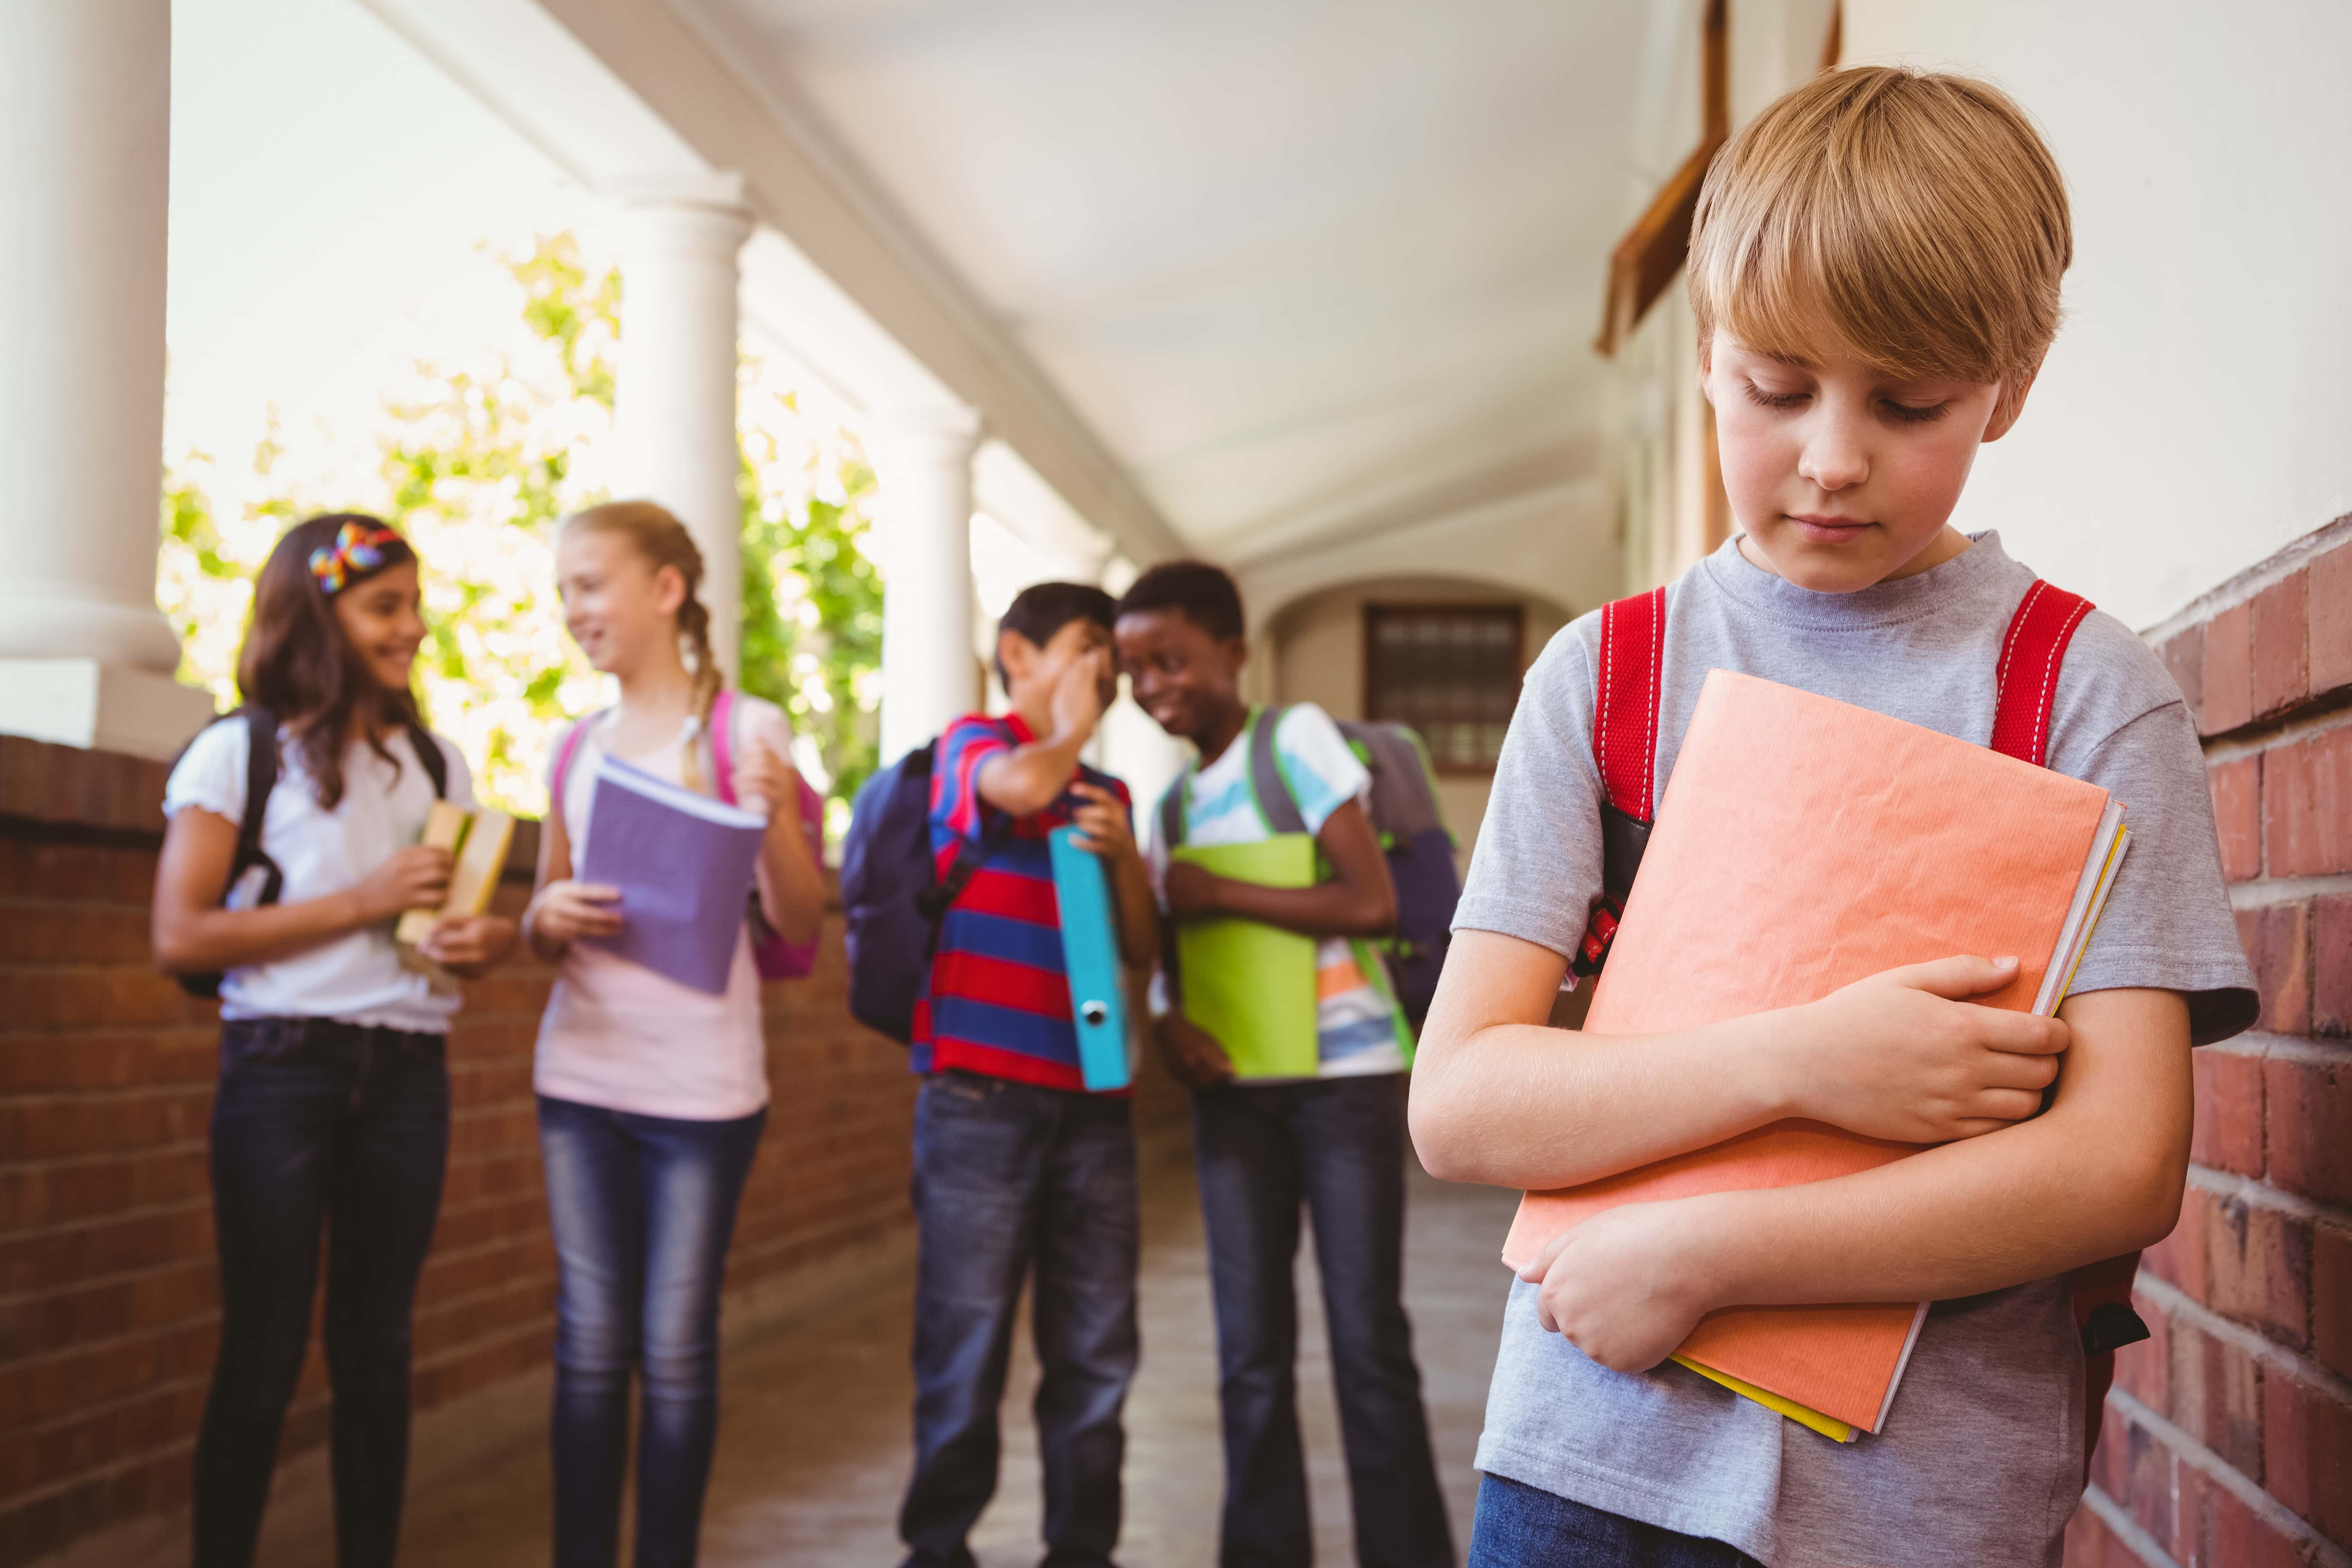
[{"x1": 558, "y1": 500, "x2": 725, "y2": 795}]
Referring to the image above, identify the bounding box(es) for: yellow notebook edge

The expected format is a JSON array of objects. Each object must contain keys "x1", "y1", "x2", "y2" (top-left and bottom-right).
[{"x1": 1670, "y1": 1355, "x2": 1856, "y2": 1443}]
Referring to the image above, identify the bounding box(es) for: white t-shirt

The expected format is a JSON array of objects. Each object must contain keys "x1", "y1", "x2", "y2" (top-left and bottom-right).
[
  {"x1": 1145, "y1": 702, "x2": 1407, "y2": 1078},
  {"x1": 163, "y1": 718, "x2": 474, "y2": 1034},
  {"x1": 532, "y1": 694, "x2": 796, "y2": 1122}
]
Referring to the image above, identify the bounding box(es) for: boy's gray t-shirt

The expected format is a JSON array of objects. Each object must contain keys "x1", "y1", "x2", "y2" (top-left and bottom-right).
[{"x1": 1453, "y1": 532, "x2": 2254, "y2": 1568}]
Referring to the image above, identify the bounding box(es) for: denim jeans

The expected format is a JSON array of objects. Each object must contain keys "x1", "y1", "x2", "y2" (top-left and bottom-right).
[
  {"x1": 191, "y1": 1017, "x2": 451, "y2": 1568},
  {"x1": 1466, "y1": 1475, "x2": 1765, "y2": 1567},
  {"x1": 537, "y1": 1095, "x2": 766, "y2": 1568},
  {"x1": 1190, "y1": 1073, "x2": 1453, "y2": 1568},
  {"x1": 900, "y1": 1070, "x2": 1140, "y2": 1568}
]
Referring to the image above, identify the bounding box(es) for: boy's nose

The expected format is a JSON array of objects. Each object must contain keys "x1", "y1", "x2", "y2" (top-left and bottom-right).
[{"x1": 1797, "y1": 425, "x2": 1870, "y2": 491}]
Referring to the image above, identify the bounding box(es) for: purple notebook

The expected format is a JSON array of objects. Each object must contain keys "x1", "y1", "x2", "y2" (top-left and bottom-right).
[{"x1": 577, "y1": 754, "x2": 766, "y2": 995}]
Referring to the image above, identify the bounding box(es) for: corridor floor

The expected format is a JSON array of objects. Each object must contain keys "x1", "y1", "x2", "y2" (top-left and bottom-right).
[{"x1": 335, "y1": 1144, "x2": 1512, "y2": 1566}]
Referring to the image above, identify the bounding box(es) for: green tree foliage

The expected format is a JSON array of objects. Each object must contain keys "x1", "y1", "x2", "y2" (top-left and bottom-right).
[{"x1": 157, "y1": 233, "x2": 883, "y2": 827}]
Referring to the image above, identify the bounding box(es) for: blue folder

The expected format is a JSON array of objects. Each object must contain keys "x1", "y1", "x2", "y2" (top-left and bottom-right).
[{"x1": 1047, "y1": 826, "x2": 1132, "y2": 1092}]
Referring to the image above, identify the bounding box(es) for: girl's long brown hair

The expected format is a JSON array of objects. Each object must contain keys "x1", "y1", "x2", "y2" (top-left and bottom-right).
[
  {"x1": 558, "y1": 501, "x2": 725, "y2": 793},
  {"x1": 236, "y1": 512, "x2": 424, "y2": 810}
]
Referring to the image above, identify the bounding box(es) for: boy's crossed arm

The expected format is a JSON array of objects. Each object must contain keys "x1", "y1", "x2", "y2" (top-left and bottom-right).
[{"x1": 1411, "y1": 929, "x2": 2191, "y2": 1372}]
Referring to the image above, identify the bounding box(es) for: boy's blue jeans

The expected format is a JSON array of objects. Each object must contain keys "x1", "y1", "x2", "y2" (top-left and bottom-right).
[
  {"x1": 1467, "y1": 1474, "x2": 1764, "y2": 1566},
  {"x1": 900, "y1": 1069, "x2": 1140, "y2": 1568},
  {"x1": 1191, "y1": 1073, "x2": 1453, "y2": 1568},
  {"x1": 192, "y1": 1017, "x2": 450, "y2": 1568},
  {"x1": 537, "y1": 1094, "x2": 766, "y2": 1568}
]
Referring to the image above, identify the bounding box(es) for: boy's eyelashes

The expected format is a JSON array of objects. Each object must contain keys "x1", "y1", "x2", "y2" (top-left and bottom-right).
[{"x1": 1737, "y1": 379, "x2": 1952, "y2": 425}]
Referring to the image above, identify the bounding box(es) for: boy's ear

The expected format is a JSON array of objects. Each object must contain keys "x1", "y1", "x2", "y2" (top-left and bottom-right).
[
  {"x1": 1984, "y1": 360, "x2": 2043, "y2": 443},
  {"x1": 996, "y1": 627, "x2": 1037, "y2": 686}
]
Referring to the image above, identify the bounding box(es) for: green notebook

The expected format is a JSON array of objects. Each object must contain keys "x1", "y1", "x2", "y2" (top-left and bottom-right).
[{"x1": 1171, "y1": 834, "x2": 1321, "y2": 1080}]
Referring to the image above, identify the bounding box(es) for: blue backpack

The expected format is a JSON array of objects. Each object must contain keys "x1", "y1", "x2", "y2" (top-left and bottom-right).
[{"x1": 839, "y1": 737, "x2": 1009, "y2": 1043}]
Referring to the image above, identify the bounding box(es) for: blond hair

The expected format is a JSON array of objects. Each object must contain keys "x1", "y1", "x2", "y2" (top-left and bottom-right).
[
  {"x1": 560, "y1": 500, "x2": 725, "y2": 795},
  {"x1": 1688, "y1": 66, "x2": 2069, "y2": 389}
]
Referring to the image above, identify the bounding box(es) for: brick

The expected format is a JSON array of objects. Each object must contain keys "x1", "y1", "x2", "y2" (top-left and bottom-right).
[
  {"x1": 2316, "y1": 1223, "x2": 2352, "y2": 1383},
  {"x1": 2267, "y1": 1054, "x2": 2352, "y2": 1209},
  {"x1": 2065, "y1": 1496, "x2": 2123, "y2": 1566},
  {"x1": 2121, "y1": 1418, "x2": 2177, "y2": 1552},
  {"x1": 2203, "y1": 602, "x2": 2254, "y2": 734},
  {"x1": 2117, "y1": 1298, "x2": 2170, "y2": 1410},
  {"x1": 2312, "y1": 540, "x2": 2352, "y2": 696},
  {"x1": 2161, "y1": 623, "x2": 2207, "y2": 726},
  {"x1": 2265, "y1": 725, "x2": 2352, "y2": 878},
  {"x1": 2192, "y1": 1049, "x2": 2265, "y2": 1176},
  {"x1": 2319, "y1": 896, "x2": 2352, "y2": 1038},
  {"x1": 2192, "y1": 1472, "x2": 2308, "y2": 1568},
  {"x1": 2209, "y1": 757, "x2": 2262, "y2": 883},
  {"x1": 2238, "y1": 903, "x2": 2312, "y2": 1035},
  {"x1": 2169, "y1": 1319, "x2": 2265, "y2": 1474},
  {"x1": 2264, "y1": 1369, "x2": 2352, "y2": 1547},
  {"x1": 2205, "y1": 1191, "x2": 2312, "y2": 1347},
  {"x1": 2252, "y1": 571, "x2": 2310, "y2": 717}
]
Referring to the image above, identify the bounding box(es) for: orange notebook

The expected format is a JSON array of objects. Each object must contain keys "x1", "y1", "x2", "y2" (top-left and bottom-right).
[{"x1": 1501, "y1": 670, "x2": 2129, "y2": 1438}]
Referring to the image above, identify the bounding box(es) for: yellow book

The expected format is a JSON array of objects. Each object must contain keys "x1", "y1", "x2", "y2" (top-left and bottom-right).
[{"x1": 395, "y1": 803, "x2": 516, "y2": 946}]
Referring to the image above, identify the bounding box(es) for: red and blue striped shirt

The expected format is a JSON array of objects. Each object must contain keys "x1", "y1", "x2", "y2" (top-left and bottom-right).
[{"x1": 910, "y1": 712, "x2": 1132, "y2": 1092}]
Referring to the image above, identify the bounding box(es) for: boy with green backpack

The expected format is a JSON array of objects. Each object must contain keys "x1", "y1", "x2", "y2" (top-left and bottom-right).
[{"x1": 1114, "y1": 560, "x2": 1454, "y2": 1568}]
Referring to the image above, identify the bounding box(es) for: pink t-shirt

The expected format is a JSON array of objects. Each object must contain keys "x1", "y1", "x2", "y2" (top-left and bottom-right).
[{"x1": 532, "y1": 697, "x2": 795, "y2": 1121}]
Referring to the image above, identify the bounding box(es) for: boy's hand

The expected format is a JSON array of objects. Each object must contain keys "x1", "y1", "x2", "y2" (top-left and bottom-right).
[
  {"x1": 1163, "y1": 859, "x2": 1223, "y2": 917},
  {"x1": 1778, "y1": 954, "x2": 2069, "y2": 1144},
  {"x1": 1517, "y1": 1199, "x2": 1717, "y2": 1373},
  {"x1": 1067, "y1": 782, "x2": 1136, "y2": 862},
  {"x1": 1049, "y1": 647, "x2": 1111, "y2": 744},
  {"x1": 1156, "y1": 1012, "x2": 1236, "y2": 1088}
]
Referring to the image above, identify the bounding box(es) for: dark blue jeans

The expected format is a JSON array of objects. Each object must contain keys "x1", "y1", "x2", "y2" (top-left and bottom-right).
[
  {"x1": 900, "y1": 1070, "x2": 1140, "y2": 1568},
  {"x1": 537, "y1": 1095, "x2": 766, "y2": 1568},
  {"x1": 1191, "y1": 1073, "x2": 1452, "y2": 1568},
  {"x1": 191, "y1": 1017, "x2": 451, "y2": 1568},
  {"x1": 1467, "y1": 1475, "x2": 1764, "y2": 1566}
]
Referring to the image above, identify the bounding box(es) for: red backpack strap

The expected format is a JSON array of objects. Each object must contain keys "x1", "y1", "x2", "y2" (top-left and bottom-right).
[
  {"x1": 1593, "y1": 586, "x2": 1668, "y2": 819},
  {"x1": 1575, "y1": 587, "x2": 1668, "y2": 978},
  {"x1": 1989, "y1": 580, "x2": 2094, "y2": 766}
]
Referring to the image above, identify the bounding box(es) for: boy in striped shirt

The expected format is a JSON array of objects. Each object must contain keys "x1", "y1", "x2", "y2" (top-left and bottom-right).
[{"x1": 900, "y1": 582, "x2": 1158, "y2": 1568}]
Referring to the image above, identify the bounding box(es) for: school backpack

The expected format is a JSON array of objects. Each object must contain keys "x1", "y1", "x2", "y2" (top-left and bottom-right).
[
  {"x1": 549, "y1": 688, "x2": 823, "y2": 980},
  {"x1": 1154, "y1": 705, "x2": 1462, "y2": 1030},
  {"x1": 838, "y1": 735, "x2": 1011, "y2": 1043},
  {"x1": 1574, "y1": 578, "x2": 2145, "y2": 1475},
  {"x1": 173, "y1": 704, "x2": 447, "y2": 999}
]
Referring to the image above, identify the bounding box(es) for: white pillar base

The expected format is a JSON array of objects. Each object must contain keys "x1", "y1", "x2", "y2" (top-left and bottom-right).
[{"x1": 0, "y1": 660, "x2": 220, "y2": 762}]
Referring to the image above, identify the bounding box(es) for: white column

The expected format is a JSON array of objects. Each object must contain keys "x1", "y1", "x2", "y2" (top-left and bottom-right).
[
  {"x1": 611, "y1": 178, "x2": 753, "y2": 681},
  {"x1": 873, "y1": 409, "x2": 984, "y2": 762},
  {"x1": 0, "y1": 0, "x2": 214, "y2": 758}
]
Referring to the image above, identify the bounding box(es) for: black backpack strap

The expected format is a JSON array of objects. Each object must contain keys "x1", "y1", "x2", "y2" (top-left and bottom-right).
[
  {"x1": 1245, "y1": 705, "x2": 1310, "y2": 836},
  {"x1": 1157, "y1": 773, "x2": 1188, "y2": 855},
  {"x1": 404, "y1": 719, "x2": 448, "y2": 798},
  {"x1": 236, "y1": 706, "x2": 285, "y2": 907}
]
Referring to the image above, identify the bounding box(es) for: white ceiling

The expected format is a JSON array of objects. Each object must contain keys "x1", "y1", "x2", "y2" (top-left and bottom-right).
[{"x1": 675, "y1": 0, "x2": 1655, "y2": 566}]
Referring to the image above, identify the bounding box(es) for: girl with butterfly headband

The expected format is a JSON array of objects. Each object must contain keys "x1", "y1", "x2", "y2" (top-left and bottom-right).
[{"x1": 151, "y1": 511, "x2": 518, "y2": 1567}]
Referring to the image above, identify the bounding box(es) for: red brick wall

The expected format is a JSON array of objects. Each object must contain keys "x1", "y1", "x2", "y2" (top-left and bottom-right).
[
  {"x1": 2067, "y1": 519, "x2": 2352, "y2": 1568},
  {"x1": 0, "y1": 735, "x2": 1060, "y2": 1565}
]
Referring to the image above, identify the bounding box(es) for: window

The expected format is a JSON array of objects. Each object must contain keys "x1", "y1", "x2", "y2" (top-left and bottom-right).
[{"x1": 1363, "y1": 604, "x2": 1525, "y2": 773}]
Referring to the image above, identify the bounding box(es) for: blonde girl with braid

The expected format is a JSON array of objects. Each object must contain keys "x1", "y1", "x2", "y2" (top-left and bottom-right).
[{"x1": 523, "y1": 500, "x2": 824, "y2": 1568}]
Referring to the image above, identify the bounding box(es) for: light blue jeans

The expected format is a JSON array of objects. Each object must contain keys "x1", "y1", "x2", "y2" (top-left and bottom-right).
[{"x1": 537, "y1": 1095, "x2": 765, "y2": 1568}]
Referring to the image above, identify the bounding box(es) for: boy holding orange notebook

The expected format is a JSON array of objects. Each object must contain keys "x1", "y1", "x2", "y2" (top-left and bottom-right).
[{"x1": 1410, "y1": 68, "x2": 2256, "y2": 1567}]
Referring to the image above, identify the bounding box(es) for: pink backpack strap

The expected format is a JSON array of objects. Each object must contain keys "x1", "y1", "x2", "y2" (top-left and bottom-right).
[
  {"x1": 549, "y1": 710, "x2": 603, "y2": 816},
  {"x1": 707, "y1": 688, "x2": 739, "y2": 804}
]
